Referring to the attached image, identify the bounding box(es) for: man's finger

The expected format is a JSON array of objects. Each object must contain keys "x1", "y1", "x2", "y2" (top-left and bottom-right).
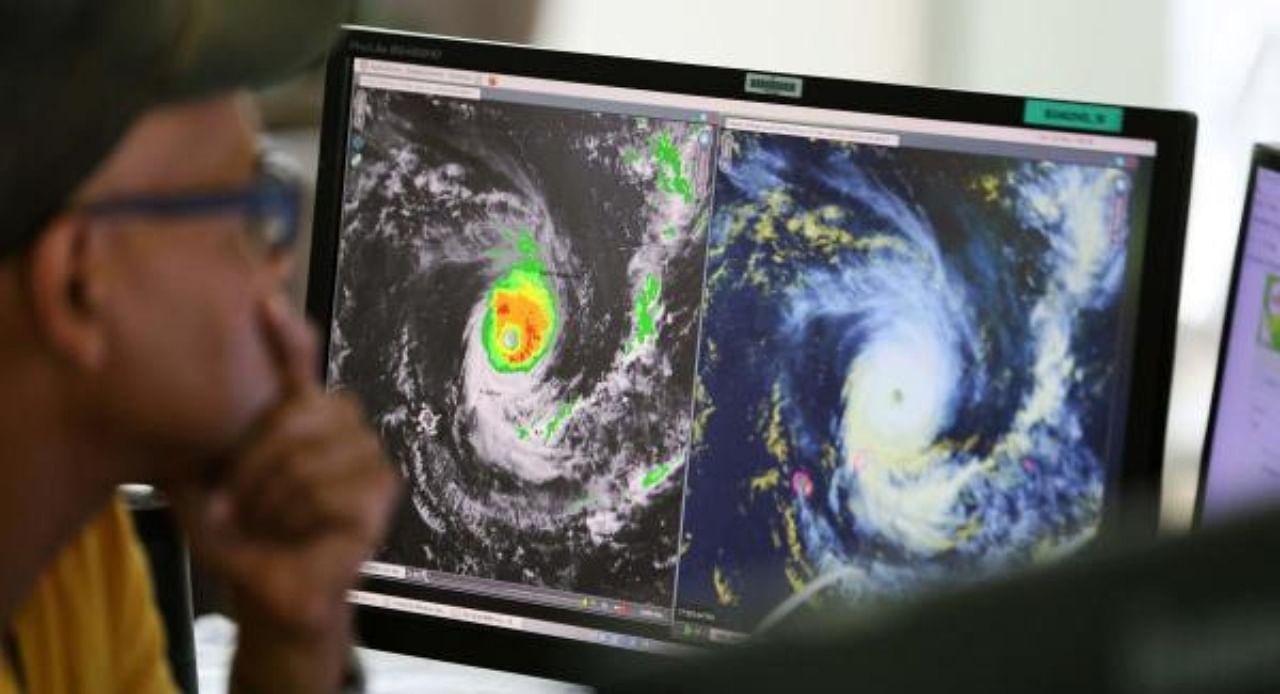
[
  {"x1": 230, "y1": 399, "x2": 337, "y2": 506},
  {"x1": 168, "y1": 483, "x2": 256, "y2": 577},
  {"x1": 240, "y1": 433, "x2": 384, "y2": 536},
  {"x1": 260, "y1": 294, "x2": 321, "y2": 400},
  {"x1": 270, "y1": 455, "x2": 398, "y2": 543}
]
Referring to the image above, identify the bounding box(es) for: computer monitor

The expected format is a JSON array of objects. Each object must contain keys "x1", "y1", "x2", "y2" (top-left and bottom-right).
[
  {"x1": 307, "y1": 28, "x2": 1196, "y2": 683},
  {"x1": 1197, "y1": 145, "x2": 1280, "y2": 526}
]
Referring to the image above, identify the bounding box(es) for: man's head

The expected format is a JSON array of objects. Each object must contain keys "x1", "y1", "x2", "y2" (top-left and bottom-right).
[
  {"x1": 7, "y1": 95, "x2": 288, "y2": 475},
  {"x1": 0, "y1": 1, "x2": 351, "y2": 484}
]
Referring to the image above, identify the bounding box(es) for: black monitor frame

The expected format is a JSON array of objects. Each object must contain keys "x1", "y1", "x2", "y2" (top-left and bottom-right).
[
  {"x1": 1193, "y1": 143, "x2": 1280, "y2": 528},
  {"x1": 307, "y1": 27, "x2": 1197, "y2": 686}
]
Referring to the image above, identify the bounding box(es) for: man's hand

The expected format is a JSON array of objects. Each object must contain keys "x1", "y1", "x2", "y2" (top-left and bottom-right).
[{"x1": 170, "y1": 297, "x2": 399, "y2": 693}]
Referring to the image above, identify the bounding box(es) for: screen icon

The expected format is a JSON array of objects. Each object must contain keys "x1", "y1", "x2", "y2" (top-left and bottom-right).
[{"x1": 1261, "y1": 274, "x2": 1280, "y2": 352}]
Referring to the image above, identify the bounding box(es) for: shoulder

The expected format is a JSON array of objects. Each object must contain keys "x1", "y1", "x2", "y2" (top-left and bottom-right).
[
  {"x1": 11, "y1": 496, "x2": 176, "y2": 693},
  {"x1": 15, "y1": 498, "x2": 143, "y2": 621},
  {"x1": 43, "y1": 497, "x2": 149, "y2": 603}
]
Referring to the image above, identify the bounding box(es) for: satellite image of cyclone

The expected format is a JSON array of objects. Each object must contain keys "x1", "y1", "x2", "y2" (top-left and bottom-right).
[
  {"x1": 328, "y1": 88, "x2": 713, "y2": 605},
  {"x1": 676, "y1": 130, "x2": 1139, "y2": 633}
]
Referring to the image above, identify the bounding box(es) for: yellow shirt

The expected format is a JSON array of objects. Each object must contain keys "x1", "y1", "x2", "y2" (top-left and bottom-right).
[{"x1": 1, "y1": 500, "x2": 177, "y2": 693}]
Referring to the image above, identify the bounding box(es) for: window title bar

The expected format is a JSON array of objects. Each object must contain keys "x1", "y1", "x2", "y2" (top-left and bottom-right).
[{"x1": 352, "y1": 58, "x2": 1157, "y2": 158}]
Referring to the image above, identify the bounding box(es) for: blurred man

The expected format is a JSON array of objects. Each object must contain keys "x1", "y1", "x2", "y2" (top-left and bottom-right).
[{"x1": 0, "y1": 2, "x2": 398, "y2": 692}]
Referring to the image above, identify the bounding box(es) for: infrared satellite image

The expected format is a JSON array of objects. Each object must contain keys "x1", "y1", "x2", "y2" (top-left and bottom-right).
[
  {"x1": 674, "y1": 131, "x2": 1138, "y2": 633},
  {"x1": 328, "y1": 88, "x2": 713, "y2": 606}
]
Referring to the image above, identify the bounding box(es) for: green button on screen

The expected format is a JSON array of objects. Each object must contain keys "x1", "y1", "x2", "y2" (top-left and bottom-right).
[{"x1": 1024, "y1": 99, "x2": 1125, "y2": 134}]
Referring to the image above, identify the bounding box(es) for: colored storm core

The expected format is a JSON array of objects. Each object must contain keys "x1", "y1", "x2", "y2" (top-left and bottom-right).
[{"x1": 482, "y1": 232, "x2": 559, "y2": 373}]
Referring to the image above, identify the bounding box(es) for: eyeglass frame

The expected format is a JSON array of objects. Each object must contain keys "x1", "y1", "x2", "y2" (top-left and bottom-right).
[{"x1": 73, "y1": 151, "x2": 305, "y2": 255}]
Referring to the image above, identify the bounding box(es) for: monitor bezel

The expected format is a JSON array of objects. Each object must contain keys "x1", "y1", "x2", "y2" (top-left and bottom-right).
[
  {"x1": 1193, "y1": 144, "x2": 1280, "y2": 528},
  {"x1": 307, "y1": 26, "x2": 1197, "y2": 685}
]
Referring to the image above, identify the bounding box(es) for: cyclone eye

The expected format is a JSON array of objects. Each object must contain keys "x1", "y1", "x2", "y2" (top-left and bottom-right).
[{"x1": 502, "y1": 327, "x2": 520, "y2": 350}]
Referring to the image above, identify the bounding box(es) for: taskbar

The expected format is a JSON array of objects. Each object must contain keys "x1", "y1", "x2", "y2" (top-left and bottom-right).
[
  {"x1": 362, "y1": 560, "x2": 671, "y2": 625},
  {"x1": 350, "y1": 590, "x2": 700, "y2": 655},
  {"x1": 358, "y1": 562, "x2": 753, "y2": 649}
]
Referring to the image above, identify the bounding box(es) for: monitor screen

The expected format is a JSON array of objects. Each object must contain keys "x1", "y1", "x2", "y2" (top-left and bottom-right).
[
  {"x1": 1200, "y1": 153, "x2": 1280, "y2": 524},
  {"x1": 311, "y1": 31, "x2": 1189, "y2": 664}
]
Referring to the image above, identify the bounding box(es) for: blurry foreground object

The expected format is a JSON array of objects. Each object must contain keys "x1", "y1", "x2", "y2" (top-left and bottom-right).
[
  {"x1": 256, "y1": 0, "x2": 541, "y2": 127},
  {"x1": 122, "y1": 485, "x2": 197, "y2": 694},
  {"x1": 600, "y1": 506, "x2": 1280, "y2": 694}
]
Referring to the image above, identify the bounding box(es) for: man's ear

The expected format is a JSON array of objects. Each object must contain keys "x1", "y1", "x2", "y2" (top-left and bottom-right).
[{"x1": 25, "y1": 214, "x2": 108, "y2": 371}]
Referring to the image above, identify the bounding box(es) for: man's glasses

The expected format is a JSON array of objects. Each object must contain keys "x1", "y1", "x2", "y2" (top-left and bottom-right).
[{"x1": 77, "y1": 152, "x2": 304, "y2": 255}]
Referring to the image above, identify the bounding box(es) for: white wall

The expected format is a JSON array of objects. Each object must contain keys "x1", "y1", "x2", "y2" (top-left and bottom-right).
[
  {"x1": 925, "y1": 0, "x2": 1170, "y2": 106},
  {"x1": 533, "y1": 0, "x2": 929, "y2": 84},
  {"x1": 1171, "y1": 0, "x2": 1280, "y2": 326}
]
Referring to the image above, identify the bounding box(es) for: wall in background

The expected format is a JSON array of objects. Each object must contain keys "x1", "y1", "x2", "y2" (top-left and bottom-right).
[
  {"x1": 357, "y1": 0, "x2": 541, "y2": 43},
  {"x1": 925, "y1": 0, "x2": 1170, "y2": 107},
  {"x1": 533, "y1": 0, "x2": 928, "y2": 84},
  {"x1": 1171, "y1": 0, "x2": 1280, "y2": 326}
]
